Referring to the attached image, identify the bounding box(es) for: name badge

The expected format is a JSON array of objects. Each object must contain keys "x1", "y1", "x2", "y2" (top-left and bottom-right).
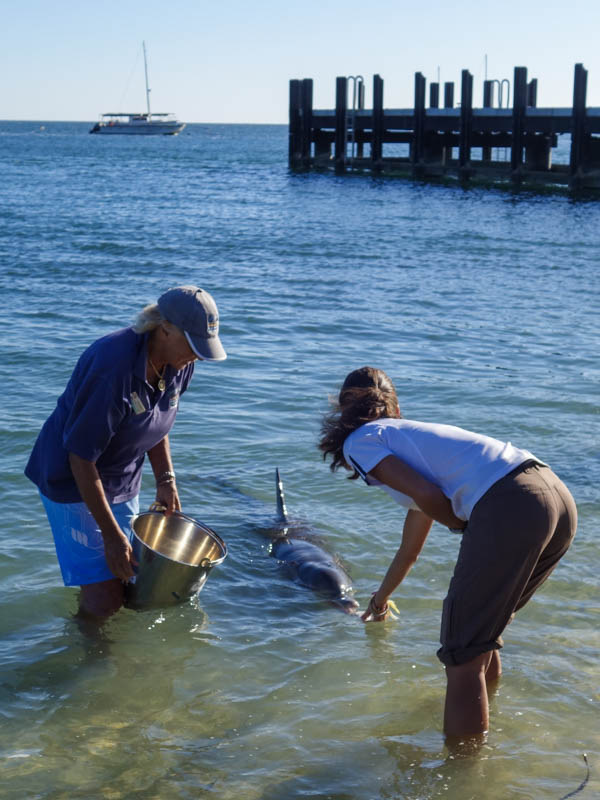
[
  {"x1": 168, "y1": 389, "x2": 180, "y2": 409},
  {"x1": 130, "y1": 391, "x2": 146, "y2": 415}
]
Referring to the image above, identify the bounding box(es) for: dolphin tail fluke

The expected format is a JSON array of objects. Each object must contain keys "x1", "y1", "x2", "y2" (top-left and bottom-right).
[{"x1": 275, "y1": 468, "x2": 289, "y2": 523}]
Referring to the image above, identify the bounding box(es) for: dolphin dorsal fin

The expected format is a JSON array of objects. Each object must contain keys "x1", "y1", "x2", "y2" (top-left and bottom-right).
[{"x1": 275, "y1": 468, "x2": 289, "y2": 523}]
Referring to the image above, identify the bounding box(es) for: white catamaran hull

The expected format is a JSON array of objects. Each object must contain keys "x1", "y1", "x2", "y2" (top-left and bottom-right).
[{"x1": 90, "y1": 119, "x2": 185, "y2": 136}]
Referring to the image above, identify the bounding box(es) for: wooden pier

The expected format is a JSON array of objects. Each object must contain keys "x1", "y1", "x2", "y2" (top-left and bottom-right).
[{"x1": 289, "y1": 64, "x2": 600, "y2": 191}]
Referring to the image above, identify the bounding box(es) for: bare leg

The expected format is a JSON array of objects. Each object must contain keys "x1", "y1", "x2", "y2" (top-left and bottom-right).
[
  {"x1": 443, "y1": 651, "x2": 494, "y2": 744},
  {"x1": 78, "y1": 578, "x2": 125, "y2": 620},
  {"x1": 485, "y1": 649, "x2": 502, "y2": 684}
]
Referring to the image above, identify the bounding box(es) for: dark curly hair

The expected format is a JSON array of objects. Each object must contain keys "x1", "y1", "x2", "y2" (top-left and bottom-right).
[{"x1": 318, "y1": 367, "x2": 400, "y2": 477}]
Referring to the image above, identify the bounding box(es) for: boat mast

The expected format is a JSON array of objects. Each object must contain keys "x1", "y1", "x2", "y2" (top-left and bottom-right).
[{"x1": 143, "y1": 41, "x2": 152, "y2": 120}]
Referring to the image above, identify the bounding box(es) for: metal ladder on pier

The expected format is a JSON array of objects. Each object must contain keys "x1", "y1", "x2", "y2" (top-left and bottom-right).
[
  {"x1": 490, "y1": 78, "x2": 511, "y2": 162},
  {"x1": 345, "y1": 75, "x2": 364, "y2": 167}
]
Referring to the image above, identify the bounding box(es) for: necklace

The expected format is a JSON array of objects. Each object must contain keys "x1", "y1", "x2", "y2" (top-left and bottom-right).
[{"x1": 148, "y1": 358, "x2": 166, "y2": 392}]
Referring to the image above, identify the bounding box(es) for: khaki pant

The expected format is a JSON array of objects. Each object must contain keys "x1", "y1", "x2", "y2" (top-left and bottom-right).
[{"x1": 437, "y1": 462, "x2": 577, "y2": 666}]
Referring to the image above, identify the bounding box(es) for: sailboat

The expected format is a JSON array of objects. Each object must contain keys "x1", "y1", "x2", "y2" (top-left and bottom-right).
[{"x1": 90, "y1": 42, "x2": 186, "y2": 135}]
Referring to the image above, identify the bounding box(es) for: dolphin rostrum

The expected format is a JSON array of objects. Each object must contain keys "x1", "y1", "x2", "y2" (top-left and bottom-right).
[{"x1": 271, "y1": 469, "x2": 359, "y2": 613}]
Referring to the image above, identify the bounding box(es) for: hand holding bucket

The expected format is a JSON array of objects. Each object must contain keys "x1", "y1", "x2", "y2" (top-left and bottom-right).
[{"x1": 124, "y1": 506, "x2": 227, "y2": 610}]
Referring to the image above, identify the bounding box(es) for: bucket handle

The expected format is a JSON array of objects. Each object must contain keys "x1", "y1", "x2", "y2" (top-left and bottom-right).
[
  {"x1": 148, "y1": 504, "x2": 203, "y2": 526},
  {"x1": 148, "y1": 503, "x2": 191, "y2": 520}
]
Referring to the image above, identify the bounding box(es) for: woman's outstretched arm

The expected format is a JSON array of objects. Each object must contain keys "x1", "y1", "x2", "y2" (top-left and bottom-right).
[{"x1": 362, "y1": 508, "x2": 433, "y2": 621}]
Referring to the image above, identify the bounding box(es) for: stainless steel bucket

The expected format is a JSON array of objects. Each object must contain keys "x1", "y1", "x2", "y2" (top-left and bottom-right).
[{"x1": 124, "y1": 509, "x2": 227, "y2": 610}]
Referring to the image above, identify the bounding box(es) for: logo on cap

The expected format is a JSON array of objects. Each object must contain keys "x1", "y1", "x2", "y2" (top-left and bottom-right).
[{"x1": 207, "y1": 313, "x2": 219, "y2": 335}]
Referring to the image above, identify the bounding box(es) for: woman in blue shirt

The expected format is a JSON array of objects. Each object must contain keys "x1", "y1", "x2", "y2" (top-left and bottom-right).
[
  {"x1": 319, "y1": 366, "x2": 576, "y2": 745},
  {"x1": 26, "y1": 286, "x2": 226, "y2": 619}
]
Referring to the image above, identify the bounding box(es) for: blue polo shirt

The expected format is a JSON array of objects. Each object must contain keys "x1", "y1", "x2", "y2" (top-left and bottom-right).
[{"x1": 25, "y1": 327, "x2": 194, "y2": 504}]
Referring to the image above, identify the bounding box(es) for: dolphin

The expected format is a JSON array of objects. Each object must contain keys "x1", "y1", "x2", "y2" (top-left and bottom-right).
[{"x1": 271, "y1": 469, "x2": 359, "y2": 613}]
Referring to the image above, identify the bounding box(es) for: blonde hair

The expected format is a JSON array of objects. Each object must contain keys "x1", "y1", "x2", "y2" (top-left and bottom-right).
[
  {"x1": 132, "y1": 303, "x2": 166, "y2": 334},
  {"x1": 318, "y1": 367, "x2": 400, "y2": 477}
]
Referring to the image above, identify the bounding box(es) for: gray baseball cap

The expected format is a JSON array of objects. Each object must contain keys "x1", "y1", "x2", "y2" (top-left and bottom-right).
[{"x1": 157, "y1": 286, "x2": 227, "y2": 362}]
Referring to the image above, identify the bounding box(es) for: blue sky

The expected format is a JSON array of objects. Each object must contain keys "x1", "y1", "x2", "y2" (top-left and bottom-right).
[{"x1": 3, "y1": 0, "x2": 600, "y2": 122}]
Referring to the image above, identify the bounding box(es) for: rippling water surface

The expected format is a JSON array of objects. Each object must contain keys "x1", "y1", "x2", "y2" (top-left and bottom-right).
[{"x1": 0, "y1": 121, "x2": 598, "y2": 799}]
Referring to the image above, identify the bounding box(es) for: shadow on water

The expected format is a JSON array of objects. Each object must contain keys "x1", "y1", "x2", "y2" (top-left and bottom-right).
[{"x1": 0, "y1": 593, "x2": 214, "y2": 705}]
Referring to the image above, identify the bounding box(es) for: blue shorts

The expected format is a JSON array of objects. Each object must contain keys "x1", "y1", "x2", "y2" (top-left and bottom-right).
[{"x1": 40, "y1": 492, "x2": 139, "y2": 586}]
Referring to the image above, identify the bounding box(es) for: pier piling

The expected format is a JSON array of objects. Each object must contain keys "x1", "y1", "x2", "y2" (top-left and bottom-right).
[
  {"x1": 288, "y1": 79, "x2": 302, "y2": 167},
  {"x1": 412, "y1": 72, "x2": 426, "y2": 171},
  {"x1": 528, "y1": 78, "x2": 538, "y2": 107},
  {"x1": 482, "y1": 81, "x2": 493, "y2": 163},
  {"x1": 372, "y1": 74, "x2": 384, "y2": 169},
  {"x1": 459, "y1": 70, "x2": 474, "y2": 173},
  {"x1": 301, "y1": 79, "x2": 313, "y2": 168},
  {"x1": 570, "y1": 62, "x2": 588, "y2": 185},
  {"x1": 334, "y1": 76, "x2": 347, "y2": 172},
  {"x1": 511, "y1": 66, "x2": 528, "y2": 177},
  {"x1": 444, "y1": 82, "x2": 454, "y2": 109}
]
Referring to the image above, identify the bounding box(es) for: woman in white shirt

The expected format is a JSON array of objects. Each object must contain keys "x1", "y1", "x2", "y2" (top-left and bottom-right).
[{"x1": 319, "y1": 366, "x2": 577, "y2": 744}]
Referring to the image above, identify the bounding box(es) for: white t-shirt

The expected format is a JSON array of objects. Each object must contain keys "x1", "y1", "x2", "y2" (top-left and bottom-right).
[{"x1": 343, "y1": 418, "x2": 542, "y2": 519}]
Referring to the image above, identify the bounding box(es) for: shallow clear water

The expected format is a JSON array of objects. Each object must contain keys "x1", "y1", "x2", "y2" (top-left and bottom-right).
[{"x1": 0, "y1": 121, "x2": 598, "y2": 799}]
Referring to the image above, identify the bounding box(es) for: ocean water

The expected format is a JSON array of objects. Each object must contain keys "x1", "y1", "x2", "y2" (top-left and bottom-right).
[{"x1": 0, "y1": 120, "x2": 598, "y2": 799}]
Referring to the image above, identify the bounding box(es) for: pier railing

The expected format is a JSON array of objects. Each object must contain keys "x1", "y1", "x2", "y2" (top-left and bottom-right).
[{"x1": 289, "y1": 64, "x2": 600, "y2": 190}]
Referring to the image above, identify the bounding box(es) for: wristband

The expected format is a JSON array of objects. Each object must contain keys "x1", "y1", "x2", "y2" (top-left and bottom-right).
[
  {"x1": 156, "y1": 470, "x2": 176, "y2": 485},
  {"x1": 370, "y1": 593, "x2": 388, "y2": 616}
]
